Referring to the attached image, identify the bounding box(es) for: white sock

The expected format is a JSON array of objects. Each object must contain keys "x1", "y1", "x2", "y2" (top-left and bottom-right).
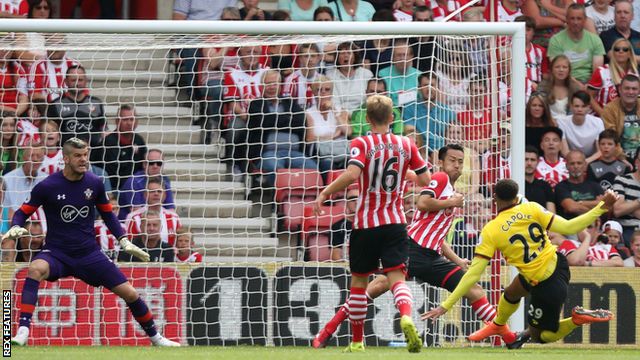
[{"x1": 150, "y1": 333, "x2": 162, "y2": 342}]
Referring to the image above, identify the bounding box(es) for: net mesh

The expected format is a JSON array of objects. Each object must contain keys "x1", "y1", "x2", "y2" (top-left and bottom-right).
[{"x1": 0, "y1": 28, "x2": 517, "y2": 347}]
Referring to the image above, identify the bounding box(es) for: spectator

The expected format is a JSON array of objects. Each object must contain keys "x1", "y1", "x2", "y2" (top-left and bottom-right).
[
  {"x1": 587, "y1": 38, "x2": 638, "y2": 117},
  {"x1": 586, "y1": 0, "x2": 615, "y2": 35},
  {"x1": 435, "y1": 43, "x2": 473, "y2": 112},
  {"x1": 457, "y1": 76, "x2": 491, "y2": 154},
  {"x1": 516, "y1": 16, "x2": 549, "y2": 88},
  {"x1": 559, "y1": 220, "x2": 624, "y2": 266},
  {"x1": 2, "y1": 144, "x2": 45, "y2": 220},
  {"x1": 557, "y1": 91, "x2": 605, "y2": 163},
  {"x1": 612, "y1": 147, "x2": 640, "y2": 247},
  {"x1": 38, "y1": 121, "x2": 63, "y2": 176},
  {"x1": 623, "y1": 231, "x2": 640, "y2": 266},
  {"x1": 1, "y1": 112, "x2": 20, "y2": 175},
  {"x1": 313, "y1": 6, "x2": 334, "y2": 21},
  {"x1": 463, "y1": 10, "x2": 490, "y2": 77},
  {"x1": 393, "y1": 0, "x2": 414, "y2": 21},
  {"x1": 306, "y1": 76, "x2": 351, "y2": 175},
  {"x1": 272, "y1": 9, "x2": 292, "y2": 20},
  {"x1": 482, "y1": 122, "x2": 512, "y2": 196},
  {"x1": 350, "y1": 78, "x2": 403, "y2": 138},
  {"x1": 173, "y1": 0, "x2": 237, "y2": 21},
  {"x1": 555, "y1": 150, "x2": 605, "y2": 221},
  {"x1": 599, "y1": 1, "x2": 640, "y2": 63},
  {"x1": 47, "y1": 65, "x2": 107, "y2": 147},
  {"x1": 521, "y1": 0, "x2": 568, "y2": 49},
  {"x1": 14, "y1": 0, "x2": 51, "y2": 69},
  {"x1": 268, "y1": 40, "x2": 295, "y2": 78},
  {"x1": 329, "y1": 0, "x2": 376, "y2": 21},
  {"x1": 535, "y1": 127, "x2": 568, "y2": 189},
  {"x1": 548, "y1": 3, "x2": 605, "y2": 86},
  {"x1": 537, "y1": 55, "x2": 581, "y2": 120},
  {"x1": 525, "y1": 91, "x2": 556, "y2": 154},
  {"x1": 601, "y1": 74, "x2": 640, "y2": 163},
  {"x1": 1, "y1": 220, "x2": 43, "y2": 262},
  {"x1": 91, "y1": 104, "x2": 147, "y2": 190},
  {"x1": 0, "y1": 37, "x2": 28, "y2": 117},
  {"x1": 125, "y1": 177, "x2": 181, "y2": 246},
  {"x1": 28, "y1": 34, "x2": 81, "y2": 103},
  {"x1": 174, "y1": 227, "x2": 202, "y2": 263},
  {"x1": 240, "y1": 0, "x2": 272, "y2": 20},
  {"x1": 362, "y1": 36, "x2": 393, "y2": 77},
  {"x1": 602, "y1": 220, "x2": 624, "y2": 253},
  {"x1": 484, "y1": 0, "x2": 521, "y2": 22},
  {"x1": 118, "y1": 149, "x2": 175, "y2": 220},
  {"x1": 282, "y1": 43, "x2": 323, "y2": 108},
  {"x1": 449, "y1": 207, "x2": 492, "y2": 260},
  {"x1": 120, "y1": 210, "x2": 175, "y2": 263},
  {"x1": 497, "y1": 48, "x2": 513, "y2": 118},
  {"x1": 326, "y1": 42, "x2": 373, "y2": 114},
  {"x1": 404, "y1": 190, "x2": 418, "y2": 224},
  {"x1": 378, "y1": 40, "x2": 421, "y2": 107},
  {"x1": 313, "y1": 7, "x2": 339, "y2": 69},
  {"x1": 278, "y1": 0, "x2": 329, "y2": 21},
  {"x1": 94, "y1": 193, "x2": 124, "y2": 262},
  {"x1": 329, "y1": 187, "x2": 358, "y2": 261},
  {"x1": 524, "y1": 145, "x2": 556, "y2": 212},
  {"x1": 403, "y1": 72, "x2": 456, "y2": 155},
  {"x1": 76, "y1": 134, "x2": 113, "y2": 194},
  {"x1": 0, "y1": 0, "x2": 27, "y2": 18},
  {"x1": 445, "y1": 122, "x2": 480, "y2": 196},
  {"x1": 409, "y1": 6, "x2": 436, "y2": 73},
  {"x1": 430, "y1": 0, "x2": 469, "y2": 22},
  {"x1": 586, "y1": 129, "x2": 631, "y2": 190},
  {"x1": 247, "y1": 70, "x2": 317, "y2": 187},
  {"x1": 223, "y1": 44, "x2": 269, "y2": 180}
]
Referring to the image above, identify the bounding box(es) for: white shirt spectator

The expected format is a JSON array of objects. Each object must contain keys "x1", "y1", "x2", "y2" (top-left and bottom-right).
[
  {"x1": 125, "y1": 206, "x2": 182, "y2": 246},
  {"x1": 1, "y1": 167, "x2": 46, "y2": 211},
  {"x1": 39, "y1": 149, "x2": 64, "y2": 175},
  {"x1": 586, "y1": 5, "x2": 615, "y2": 34},
  {"x1": 557, "y1": 114, "x2": 605, "y2": 158},
  {"x1": 326, "y1": 66, "x2": 373, "y2": 113}
]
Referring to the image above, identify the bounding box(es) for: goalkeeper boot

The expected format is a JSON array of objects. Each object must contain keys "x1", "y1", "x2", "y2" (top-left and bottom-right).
[
  {"x1": 11, "y1": 326, "x2": 29, "y2": 346},
  {"x1": 312, "y1": 327, "x2": 333, "y2": 349},
  {"x1": 505, "y1": 330, "x2": 530, "y2": 349},
  {"x1": 343, "y1": 342, "x2": 365, "y2": 353},
  {"x1": 571, "y1": 306, "x2": 614, "y2": 326},
  {"x1": 469, "y1": 321, "x2": 511, "y2": 342},
  {"x1": 400, "y1": 315, "x2": 422, "y2": 353},
  {"x1": 150, "y1": 334, "x2": 181, "y2": 347}
]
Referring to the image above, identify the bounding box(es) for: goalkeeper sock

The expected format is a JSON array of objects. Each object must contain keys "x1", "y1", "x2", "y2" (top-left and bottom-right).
[
  {"x1": 127, "y1": 297, "x2": 158, "y2": 337},
  {"x1": 540, "y1": 318, "x2": 579, "y2": 343},
  {"x1": 18, "y1": 278, "x2": 40, "y2": 328},
  {"x1": 326, "y1": 291, "x2": 373, "y2": 334},
  {"x1": 494, "y1": 293, "x2": 520, "y2": 326},
  {"x1": 391, "y1": 282, "x2": 412, "y2": 317},
  {"x1": 471, "y1": 297, "x2": 497, "y2": 322},
  {"x1": 348, "y1": 287, "x2": 367, "y2": 343}
]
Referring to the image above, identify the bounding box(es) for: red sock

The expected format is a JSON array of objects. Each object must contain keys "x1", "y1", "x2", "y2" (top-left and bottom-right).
[
  {"x1": 325, "y1": 303, "x2": 349, "y2": 334},
  {"x1": 348, "y1": 287, "x2": 367, "y2": 343},
  {"x1": 391, "y1": 282, "x2": 412, "y2": 317},
  {"x1": 502, "y1": 331, "x2": 516, "y2": 343},
  {"x1": 471, "y1": 297, "x2": 497, "y2": 322}
]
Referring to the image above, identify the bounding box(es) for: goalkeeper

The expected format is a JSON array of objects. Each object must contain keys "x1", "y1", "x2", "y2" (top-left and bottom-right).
[
  {"x1": 6, "y1": 138, "x2": 180, "y2": 347},
  {"x1": 423, "y1": 179, "x2": 617, "y2": 347}
]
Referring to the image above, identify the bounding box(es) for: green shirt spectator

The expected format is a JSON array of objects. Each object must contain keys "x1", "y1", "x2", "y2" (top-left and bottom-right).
[{"x1": 378, "y1": 41, "x2": 421, "y2": 106}]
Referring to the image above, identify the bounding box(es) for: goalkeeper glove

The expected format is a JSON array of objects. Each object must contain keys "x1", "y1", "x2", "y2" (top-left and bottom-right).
[
  {"x1": 119, "y1": 236, "x2": 150, "y2": 262},
  {"x1": 2, "y1": 225, "x2": 28, "y2": 241}
]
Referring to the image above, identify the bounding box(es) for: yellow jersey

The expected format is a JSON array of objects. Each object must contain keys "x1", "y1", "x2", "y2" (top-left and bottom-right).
[{"x1": 476, "y1": 202, "x2": 557, "y2": 284}]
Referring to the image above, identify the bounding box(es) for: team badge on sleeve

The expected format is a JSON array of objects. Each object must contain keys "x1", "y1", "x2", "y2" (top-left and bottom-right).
[
  {"x1": 84, "y1": 188, "x2": 93, "y2": 200},
  {"x1": 429, "y1": 180, "x2": 438, "y2": 188},
  {"x1": 351, "y1": 147, "x2": 360, "y2": 157}
]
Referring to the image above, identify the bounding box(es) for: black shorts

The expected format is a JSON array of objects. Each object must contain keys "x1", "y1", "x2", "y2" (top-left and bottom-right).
[
  {"x1": 519, "y1": 252, "x2": 570, "y2": 332},
  {"x1": 349, "y1": 224, "x2": 409, "y2": 276},
  {"x1": 406, "y1": 240, "x2": 464, "y2": 292}
]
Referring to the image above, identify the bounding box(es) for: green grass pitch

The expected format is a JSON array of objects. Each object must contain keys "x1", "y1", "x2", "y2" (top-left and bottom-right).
[{"x1": 9, "y1": 346, "x2": 639, "y2": 360}]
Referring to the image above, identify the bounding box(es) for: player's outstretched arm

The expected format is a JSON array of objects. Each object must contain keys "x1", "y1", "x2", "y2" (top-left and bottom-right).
[
  {"x1": 1, "y1": 225, "x2": 28, "y2": 241},
  {"x1": 549, "y1": 190, "x2": 619, "y2": 235},
  {"x1": 406, "y1": 169, "x2": 431, "y2": 187},
  {"x1": 313, "y1": 164, "x2": 361, "y2": 215},
  {"x1": 119, "y1": 236, "x2": 150, "y2": 262}
]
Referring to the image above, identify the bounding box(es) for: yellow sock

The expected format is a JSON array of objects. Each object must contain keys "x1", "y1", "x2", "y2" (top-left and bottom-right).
[
  {"x1": 540, "y1": 318, "x2": 580, "y2": 343},
  {"x1": 494, "y1": 293, "x2": 520, "y2": 326}
]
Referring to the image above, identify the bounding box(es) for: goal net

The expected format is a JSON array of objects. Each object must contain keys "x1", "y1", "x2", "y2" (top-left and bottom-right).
[{"x1": 0, "y1": 20, "x2": 525, "y2": 347}]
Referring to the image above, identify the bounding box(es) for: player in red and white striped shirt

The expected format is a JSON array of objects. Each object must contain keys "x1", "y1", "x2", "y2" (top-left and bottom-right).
[
  {"x1": 124, "y1": 177, "x2": 181, "y2": 246},
  {"x1": 313, "y1": 95, "x2": 430, "y2": 353},
  {"x1": 282, "y1": 43, "x2": 322, "y2": 108},
  {"x1": 174, "y1": 227, "x2": 202, "y2": 263},
  {"x1": 28, "y1": 34, "x2": 81, "y2": 103}
]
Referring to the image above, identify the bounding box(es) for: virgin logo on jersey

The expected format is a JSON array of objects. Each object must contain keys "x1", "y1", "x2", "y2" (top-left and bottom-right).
[{"x1": 61, "y1": 205, "x2": 90, "y2": 222}]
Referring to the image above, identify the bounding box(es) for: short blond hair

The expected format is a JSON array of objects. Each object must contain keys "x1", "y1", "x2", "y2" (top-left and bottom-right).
[
  {"x1": 176, "y1": 227, "x2": 193, "y2": 239},
  {"x1": 311, "y1": 75, "x2": 332, "y2": 95},
  {"x1": 366, "y1": 95, "x2": 393, "y2": 126}
]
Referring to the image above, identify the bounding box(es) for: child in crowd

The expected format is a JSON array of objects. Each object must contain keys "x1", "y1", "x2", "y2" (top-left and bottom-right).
[
  {"x1": 624, "y1": 232, "x2": 640, "y2": 267},
  {"x1": 175, "y1": 227, "x2": 202, "y2": 263},
  {"x1": 586, "y1": 129, "x2": 630, "y2": 190},
  {"x1": 394, "y1": 0, "x2": 415, "y2": 21},
  {"x1": 39, "y1": 121, "x2": 64, "y2": 175},
  {"x1": 240, "y1": 0, "x2": 272, "y2": 20}
]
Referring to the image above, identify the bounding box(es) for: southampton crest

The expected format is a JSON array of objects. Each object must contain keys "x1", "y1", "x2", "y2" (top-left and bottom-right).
[{"x1": 84, "y1": 188, "x2": 93, "y2": 200}]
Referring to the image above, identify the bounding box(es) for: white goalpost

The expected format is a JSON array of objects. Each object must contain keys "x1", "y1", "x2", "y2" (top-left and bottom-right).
[{"x1": 0, "y1": 19, "x2": 525, "y2": 347}]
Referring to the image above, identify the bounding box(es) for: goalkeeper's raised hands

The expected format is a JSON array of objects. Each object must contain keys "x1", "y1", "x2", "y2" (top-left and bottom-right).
[
  {"x1": 2, "y1": 225, "x2": 28, "y2": 241},
  {"x1": 119, "y1": 236, "x2": 150, "y2": 262}
]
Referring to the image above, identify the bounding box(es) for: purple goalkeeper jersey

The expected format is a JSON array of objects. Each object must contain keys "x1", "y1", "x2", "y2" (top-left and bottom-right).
[{"x1": 19, "y1": 171, "x2": 124, "y2": 256}]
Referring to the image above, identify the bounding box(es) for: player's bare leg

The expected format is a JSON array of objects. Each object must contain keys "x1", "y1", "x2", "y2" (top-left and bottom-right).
[
  {"x1": 387, "y1": 269, "x2": 421, "y2": 353},
  {"x1": 12, "y1": 259, "x2": 50, "y2": 346},
  {"x1": 111, "y1": 282, "x2": 181, "y2": 347}
]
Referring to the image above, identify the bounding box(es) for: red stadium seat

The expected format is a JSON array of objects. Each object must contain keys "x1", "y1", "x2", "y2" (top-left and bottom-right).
[
  {"x1": 301, "y1": 205, "x2": 345, "y2": 261},
  {"x1": 276, "y1": 169, "x2": 324, "y2": 231},
  {"x1": 326, "y1": 169, "x2": 357, "y2": 201},
  {"x1": 617, "y1": 246, "x2": 631, "y2": 259}
]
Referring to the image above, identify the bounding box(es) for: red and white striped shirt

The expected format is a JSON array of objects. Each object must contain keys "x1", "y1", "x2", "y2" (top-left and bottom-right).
[
  {"x1": 29, "y1": 207, "x2": 47, "y2": 233},
  {"x1": 525, "y1": 43, "x2": 549, "y2": 84},
  {"x1": 558, "y1": 239, "x2": 620, "y2": 261},
  {"x1": 28, "y1": 56, "x2": 82, "y2": 102},
  {"x1": 408, "y1": 172, "x2": 456, "y2": 252},
  {"x1": 535, "y1": 156, "x2": 568, "y2": 189},
  {"x1": 175, "y1": 251, "x2": 203, "y2": 263},
  {"x1": 483, "y1": 0, "x2": 522, "y2": 22},
  {"x1": 0, "y1": 62, "x2": 27, "y2": 109},
  {"x1": 282, "y1": 69, "x2": 320, "y2": 108},
  {"x1": 0, "y1": 0, "x2": 27, "y2": 16},
  {"x1": 588, "y1": 65, "x2": 637, "y2": 113},
  {"x1": 39, "y1": 150, "x2": 64, "y2": 175},
  {"x1": 457, "y1": 108, "x2": 492, "y2": 141},
  {"x1": 94, "y1": 220, "x2": 124, "y2": 261},
  {"x1": 222, "y1": 65, "x2": 268, "y2": 114},
  {"x1": 482, "y1": 152, "x2": 512, "y2": 185},
  {"x1": 431, "y1": 0, "x2": 469, "y2": 22},
  {"x1": 349, "y1": 133, "x2": 428, "y2": 229},
  {"x1": 393, "y1": 9, "x2": 413, "y2": 21},
  {"x1": 125, "y1": 207, "x2": 181, "y2": 246},
  {"x1": 16, "y1": 118, "x2": 40, "y2": 147}
]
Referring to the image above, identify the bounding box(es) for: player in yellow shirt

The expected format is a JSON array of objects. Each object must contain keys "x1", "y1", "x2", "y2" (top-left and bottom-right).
[{"x1": 423, "y1": 179, "x2": 616, "y2": 348}]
